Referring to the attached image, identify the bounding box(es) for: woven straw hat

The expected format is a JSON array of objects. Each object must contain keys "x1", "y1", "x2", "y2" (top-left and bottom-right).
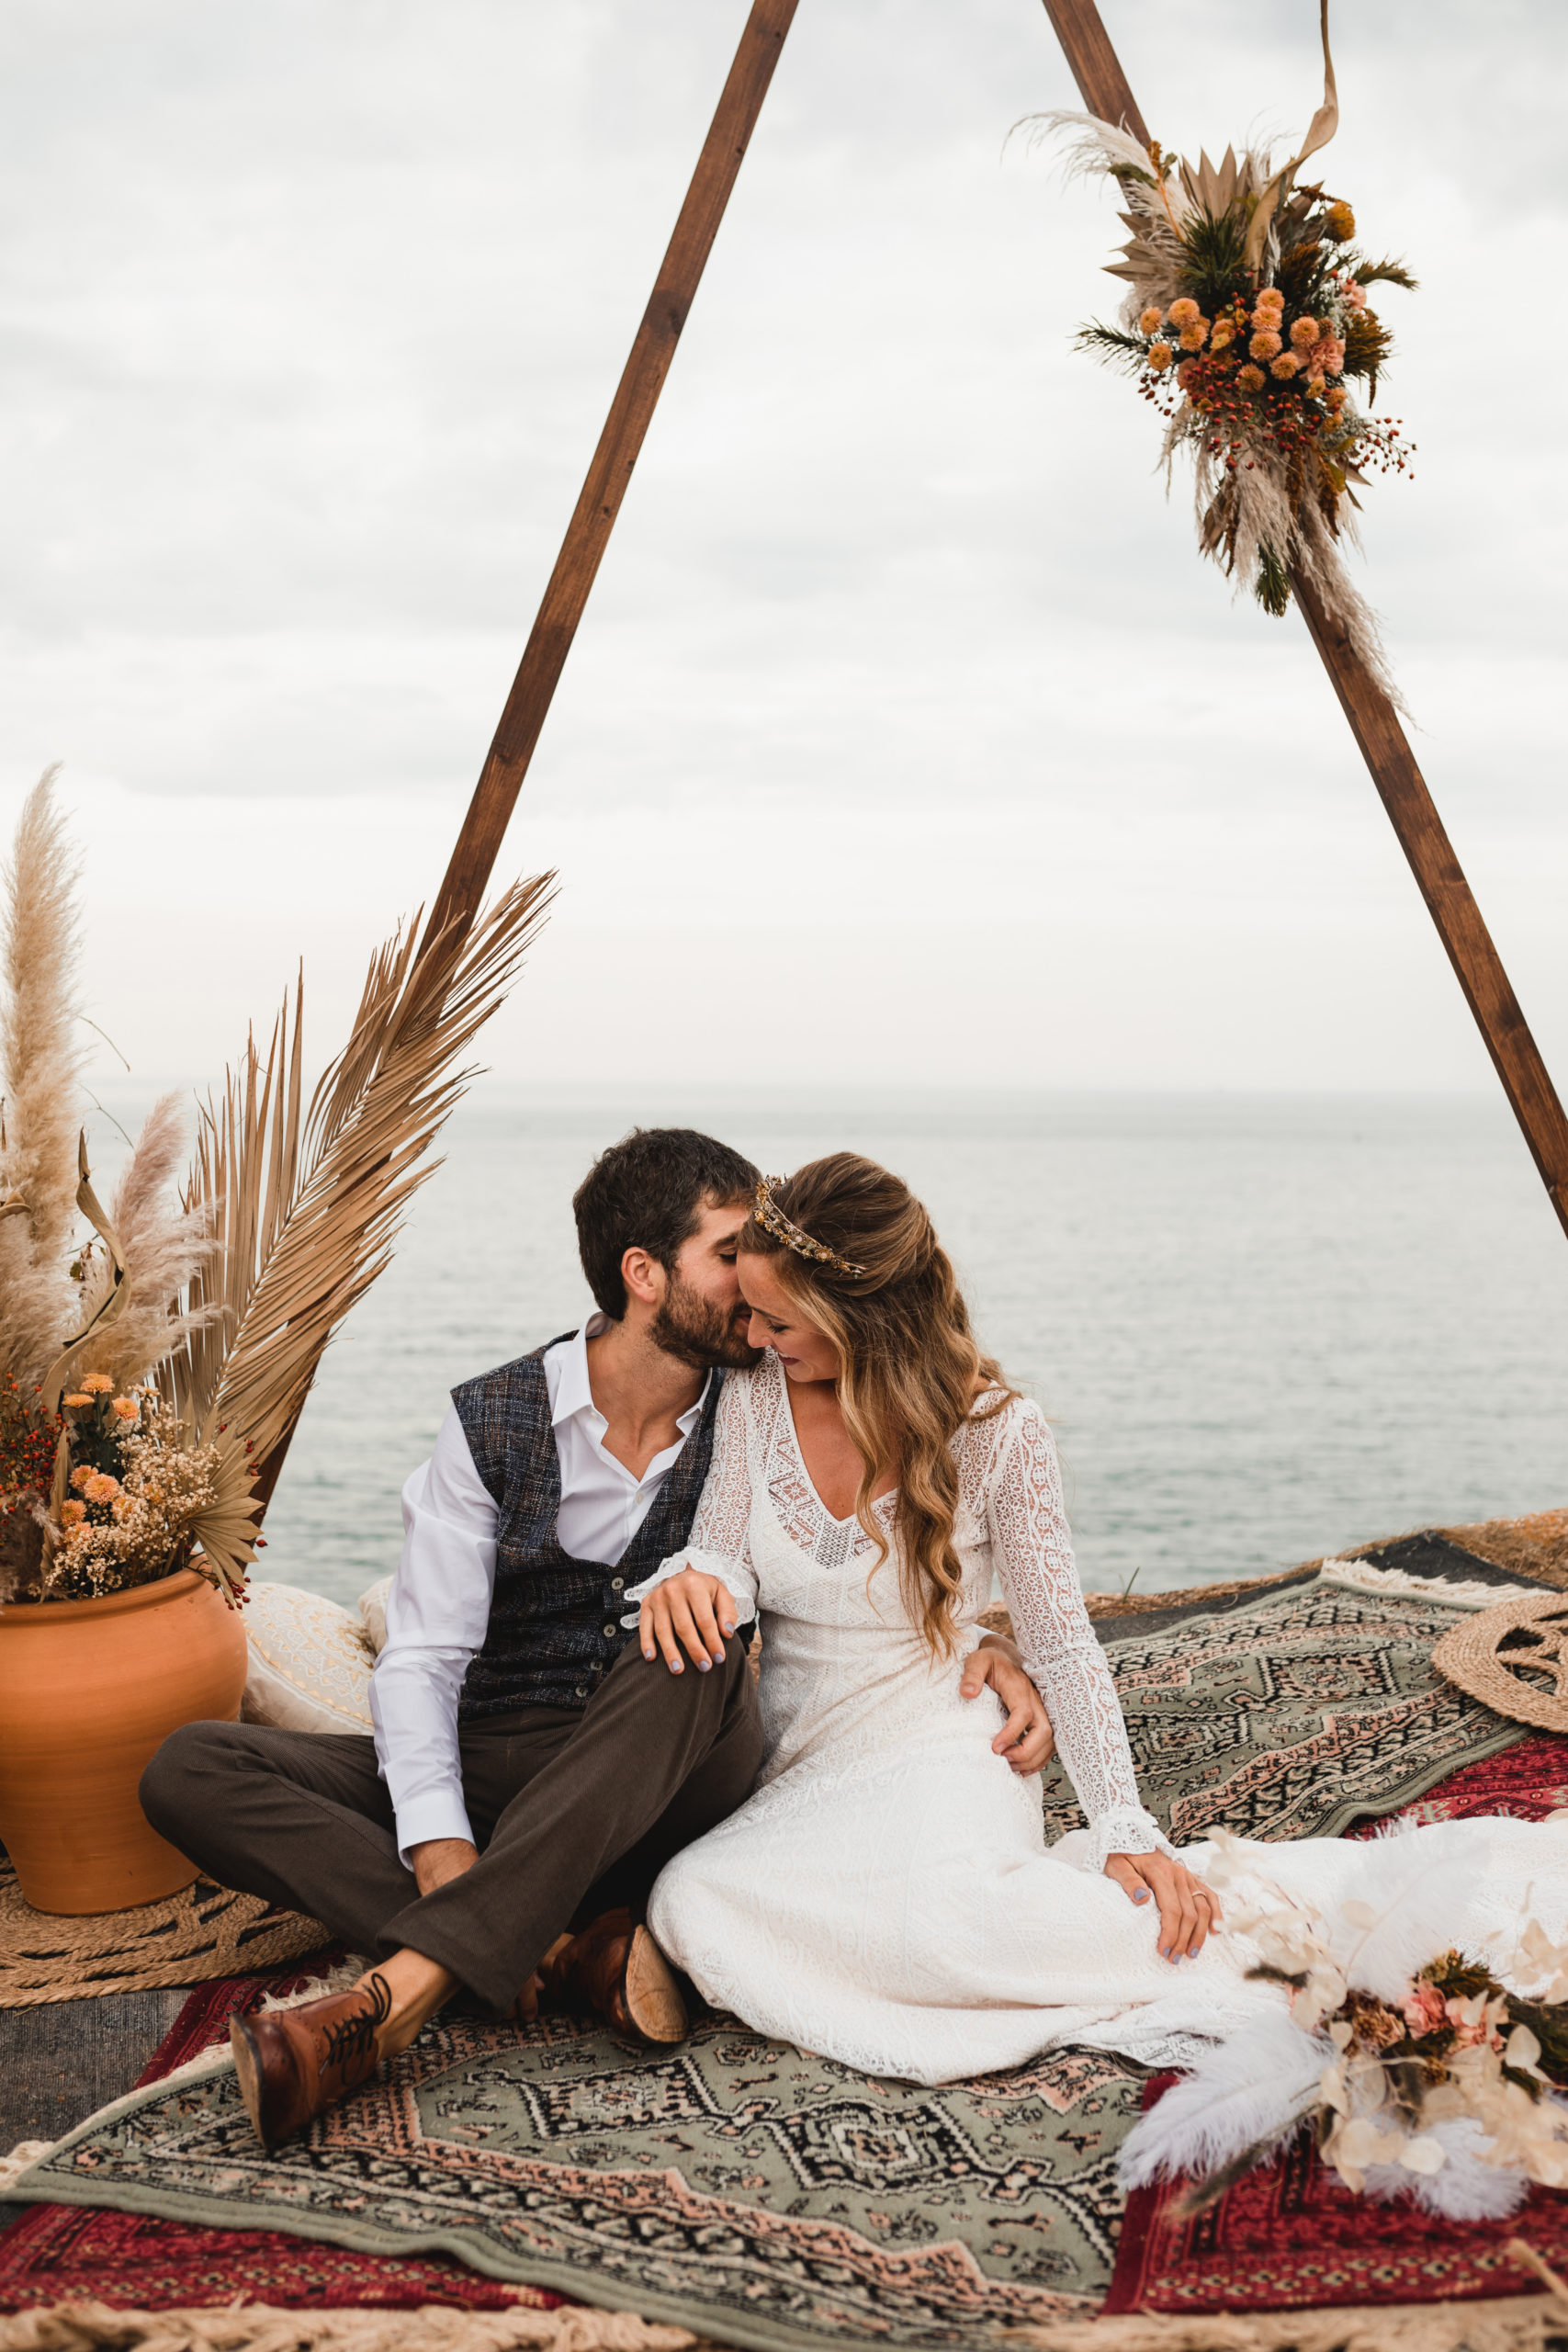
[{"x1": 1432, "y1": 1588, "x2": 1568, "y2": 1732}]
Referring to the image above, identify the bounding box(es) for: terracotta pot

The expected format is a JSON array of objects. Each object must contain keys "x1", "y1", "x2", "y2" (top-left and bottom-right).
[{"x1": 0, "y1": 1566, "x2": 247, "y2": 1914}]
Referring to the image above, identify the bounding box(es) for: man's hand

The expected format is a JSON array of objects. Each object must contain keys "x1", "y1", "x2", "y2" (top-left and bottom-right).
[
  {"x1": 961, "y1": 1638, "x2": 1056, "y2": 1774},
  {"x1": 638, "y1": 1566, "x2": 739, "y2": 1673},
  {"x1": 1103, "y1": 1849, "x2": 1222, "y2": 1962},
  {"x1": 410, "y1": 1837, "x2": 479, "y2": 1898}
]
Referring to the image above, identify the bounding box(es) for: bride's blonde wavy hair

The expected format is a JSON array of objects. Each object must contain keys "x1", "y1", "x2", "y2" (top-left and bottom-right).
[{"x1": 739, "y1": 1153, "x2": 1016, "y2": 1661}]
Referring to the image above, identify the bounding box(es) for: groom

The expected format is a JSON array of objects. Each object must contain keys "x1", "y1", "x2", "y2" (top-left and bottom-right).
[{"x1": 142, "y1": 1125, "x2": 1053, "y2": 2153}]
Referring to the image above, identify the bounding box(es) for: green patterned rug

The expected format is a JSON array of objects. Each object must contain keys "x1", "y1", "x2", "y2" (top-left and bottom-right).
[
  {"x1": 0, "y1": 2010, "x2": 1144, "y2": 2349},
  {"x1": 1043, "y1": 1562, "x2": 1527, "y2": 1848}
]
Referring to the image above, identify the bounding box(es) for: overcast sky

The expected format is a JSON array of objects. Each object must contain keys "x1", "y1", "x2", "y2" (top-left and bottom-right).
[{"x1": 1, "y1": 0, "x2": 1563, "y2": 1107}]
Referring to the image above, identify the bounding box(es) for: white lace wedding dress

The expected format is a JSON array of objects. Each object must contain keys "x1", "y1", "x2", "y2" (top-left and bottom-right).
[{"x1": 627, "y1": 1354, "x2": 1568, "y2": 2086}]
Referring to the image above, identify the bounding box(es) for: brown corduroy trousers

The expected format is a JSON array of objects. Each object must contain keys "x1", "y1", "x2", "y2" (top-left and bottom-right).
[{"x1": 140, "y1": 1633, "x2": 761, "y2": 2015}]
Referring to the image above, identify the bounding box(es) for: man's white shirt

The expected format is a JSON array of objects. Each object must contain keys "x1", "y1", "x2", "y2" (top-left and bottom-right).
[{"x1": 370, "y1": 1314, "x2": 712, "y2": 1864}]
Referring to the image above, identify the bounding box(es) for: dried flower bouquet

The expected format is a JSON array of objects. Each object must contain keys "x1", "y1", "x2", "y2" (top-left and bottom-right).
[
  {"x1": 1120, "y1": 1827, "x2": 1568, "y2": 2222},
  {"x1": 1030, "y1": 4, "x2": 1415, "y2": 700},
  {"x1": 0, "y1": 769, "x2": 550, "y2": 1611}
]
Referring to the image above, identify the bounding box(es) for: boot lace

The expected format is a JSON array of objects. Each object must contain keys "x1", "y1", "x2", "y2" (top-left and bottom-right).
[{"x1": 321, "y1": 1972, "x2": 392, "y2": 2078}]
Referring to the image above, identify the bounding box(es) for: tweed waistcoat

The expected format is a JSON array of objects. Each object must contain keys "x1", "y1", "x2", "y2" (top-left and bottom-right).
[{"x1": 452, "y1": 1335, "x2": 724, "y2": 1719}]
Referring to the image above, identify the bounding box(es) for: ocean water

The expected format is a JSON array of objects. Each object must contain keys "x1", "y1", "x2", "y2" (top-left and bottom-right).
[{"x1": 248, "y1": 1086, "x2": 1568, "y2": 1609}]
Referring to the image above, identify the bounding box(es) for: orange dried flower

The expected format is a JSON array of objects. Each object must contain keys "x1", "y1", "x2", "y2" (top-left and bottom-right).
[
  {"x1": 1210, "y1": 322, "x2": 1235, "y2": 352},
  {"x1": 69, "y1": 1464, "x2": 93, "y2": 1491},
  {"x1": 1168, "y1": 298, "x2": 1201, "y2": 327},
  {"x1": 110, "y1": 1396, "x2": 139, "y2": 1422},
  {"x1": 1255, "y1": 287, "x2": 1284, "y2": 312},
  {"x1": 1138, "y1": 306, "x2": 1164, "y2": 334},
  {"x1": 1270, "y1": 352, "x2": 1301, "y2": 378},
  {"x1": 1179, "y1": 322, "x2": 1208, "y2": 351},
  {"x1": 61, "y1": 1498, "x2": 86, "y2": 1527},
  {"x1": 80, "y1": 1374, "x2": 114, "y2": 1396},
  {"x1": 1237, "y1": 364, "x2": 1266, "y2": 391},
  {"x1": 1290, "y1": 316, "x2": 1322, "y2": 349},
  {"x1": 83, "y1": 1471, "x2": 121, "y2": 1504},
  {"x1": 1325, "y1": 201, "x2": 1355, "y2": 241},
  {"x1": 1249, "y1": 329, "x2": 1282, "y2": 360},
  {"x1": 1147, "y1": 341, "x2": 1173, "y2": 372},
  {"x1": 62, "y1": 1393, "x2": 92, "y2": 1408}
]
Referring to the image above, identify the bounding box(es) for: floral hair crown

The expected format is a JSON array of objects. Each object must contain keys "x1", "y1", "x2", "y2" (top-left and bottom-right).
[{"x1": 751, "y1": 1178, "x2": 866, "y2": 1280}]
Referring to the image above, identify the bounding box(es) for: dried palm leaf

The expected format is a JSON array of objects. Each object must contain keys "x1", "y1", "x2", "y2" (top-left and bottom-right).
[
  {"x1": 0, "y1": 768, "x2": 87, "y2": 1382},
  {"x1": 163, "y1": 876, "x2": 552, "y2": 1595}
]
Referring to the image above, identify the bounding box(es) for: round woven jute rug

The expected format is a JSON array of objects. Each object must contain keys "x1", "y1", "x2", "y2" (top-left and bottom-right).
[
  {"x1": 0, "y1": 1854, "x2": 329, "y2": 2009},
  {"x1": 1432, "y1": 1588, "x2": 1568, "y2": 1734}
]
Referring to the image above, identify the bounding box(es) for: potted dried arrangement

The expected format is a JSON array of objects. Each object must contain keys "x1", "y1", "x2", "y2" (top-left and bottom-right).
[{"x1": 0, "y1": 771, "x2": 547, "y2": 1912}]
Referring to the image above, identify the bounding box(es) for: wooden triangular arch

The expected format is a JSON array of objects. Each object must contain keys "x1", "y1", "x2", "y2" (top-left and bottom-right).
[{"x1": 422, "y1": 0, "x2": 1568, "y2": 1244}]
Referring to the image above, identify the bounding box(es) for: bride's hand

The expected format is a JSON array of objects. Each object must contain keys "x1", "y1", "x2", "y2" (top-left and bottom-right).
[
  {"x1": 639, "y1": 1567, "x2": 739, "y2": 1674},
  {"x1": 1104, "y1": 1849, "x2": 1221, "y2": 1962},
  {"x1": 960, "y1": 1642, "x2": 1056, "y2": 1773}
]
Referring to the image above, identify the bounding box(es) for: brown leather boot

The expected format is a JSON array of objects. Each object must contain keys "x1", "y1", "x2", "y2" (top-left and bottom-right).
[
  {"x1": 229, "y1": 1973, "x2": 392, "y2": 2154},
  {"x1": 538, "y1": 1908, "x2": 687, "y2": 2046}
]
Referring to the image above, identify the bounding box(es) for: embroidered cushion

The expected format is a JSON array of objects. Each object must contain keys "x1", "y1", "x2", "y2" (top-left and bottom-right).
[
  {"x1": 358, "y1": 1574, "x2": 393, "y2": 1657},
  {"x1": 242, "y1": 1583, "x2": 377, "y2": 1736}
]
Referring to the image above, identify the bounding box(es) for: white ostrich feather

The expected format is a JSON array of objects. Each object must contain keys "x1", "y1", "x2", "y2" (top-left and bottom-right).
[
  {"x1": 1330, "y1": 1832, "x2": 1478, "y2": 2001},
  {"x1": 1118, "y1": 2008, "x2": 1325, "y2": 2190},
  {"x1": 1362, "y1": 2118, "x2": 1529, "y2": 2222}
]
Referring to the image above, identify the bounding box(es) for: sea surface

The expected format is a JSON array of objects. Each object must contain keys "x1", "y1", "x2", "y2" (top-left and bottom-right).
[{"x1": 242, "y1": 1086, "x2": 1568, "y2": 1609}]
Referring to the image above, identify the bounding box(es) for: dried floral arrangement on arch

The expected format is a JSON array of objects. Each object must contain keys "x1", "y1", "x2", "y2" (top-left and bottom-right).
[
  {"x1": 0, "y1": 769, "x2": 550, "y2": 1609},
  {"x1": 1030, "y1": 3, "x2": 1415, "y2": 700}
]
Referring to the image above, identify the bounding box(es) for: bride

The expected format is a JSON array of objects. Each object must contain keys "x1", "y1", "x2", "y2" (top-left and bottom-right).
[{"x1": 626, "y1": 1153, "x2": 1568, "y2": 2086}]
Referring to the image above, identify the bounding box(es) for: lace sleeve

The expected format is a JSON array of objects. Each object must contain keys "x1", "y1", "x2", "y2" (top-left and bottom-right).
[
  {"x1": 983, "y1": 1400, "x2": 1172, "y2": 1872},
  {"x1": 622, "y1": 1369, "x2": 759, "y2": 1626}
]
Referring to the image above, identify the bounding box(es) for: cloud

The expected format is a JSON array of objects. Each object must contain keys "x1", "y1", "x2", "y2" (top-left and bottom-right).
[{"x1": 0, "y1": 0, "x2": 1562, "y2": 1097}]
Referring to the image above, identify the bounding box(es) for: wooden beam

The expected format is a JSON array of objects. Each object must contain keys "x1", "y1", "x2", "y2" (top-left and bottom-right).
[
  {"x1": 1038, "y1": 0, "x2": 1568, "y2": 1241},
  {"x1": 1293, "y1": 571, "x2": 1568, "y2": 1236},
  {"x1": 424, "y1": 0, "x2": 799, "y2": 948}
]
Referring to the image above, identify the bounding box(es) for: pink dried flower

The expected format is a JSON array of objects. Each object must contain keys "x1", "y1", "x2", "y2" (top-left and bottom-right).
[
  {"x1": 1290, "y1": 317, "x2": 1322, "y2": 349},
  {"x1": 1237, "y1": 363, "x2": 1266, "y2": 391},
  {"x1": 1341, "y1": 279, "x2": 1368, "y2": 314},
  {"x1": 1402, "y1": 1982, "x2": 1448, "y2": 2037},
  {"x1": 1316, "y1": 336, "x2": 1346, "y2": 377},
  {"x1": 1270, "y1": 352, "x2": 1301, "y2": 379}
]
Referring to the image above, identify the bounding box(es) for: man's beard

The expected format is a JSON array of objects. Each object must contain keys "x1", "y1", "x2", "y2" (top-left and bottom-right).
[{"x1": 650, "y1": 1275, "x2": 760, "y2": 1371}]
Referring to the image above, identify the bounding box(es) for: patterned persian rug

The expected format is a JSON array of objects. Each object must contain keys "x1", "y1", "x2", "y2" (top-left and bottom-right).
[
  {"x1": 0, "y1": 2000, "x2": 1145, "y2": 2350},
  {"x1": 1106, "y1": 2074, "x2": 1568, "y2": 2317},
  {"x1": 1040, "y1": 1564, "x2": 1529, "y2": 1849},
  {"x1": 0, "y1": 1979, "x2": 571, "y2": 2317}
]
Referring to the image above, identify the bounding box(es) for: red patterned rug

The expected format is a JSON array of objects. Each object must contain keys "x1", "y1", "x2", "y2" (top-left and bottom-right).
[
  {"x1": 1343, "y1": 1728, "x2": 1568, "y2": 1833},
  {"x1": 0, "y1": 1964, "x2": 569, "y2": 2315},
  {"x1": 1107, "y1": 1730, "x2": 1568, "y2": 2317}
]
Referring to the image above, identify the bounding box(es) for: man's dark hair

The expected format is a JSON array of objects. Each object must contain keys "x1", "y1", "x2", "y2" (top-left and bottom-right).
[{"x1": 572, "y1": 1128, "x2": 760, "y2": 1319}]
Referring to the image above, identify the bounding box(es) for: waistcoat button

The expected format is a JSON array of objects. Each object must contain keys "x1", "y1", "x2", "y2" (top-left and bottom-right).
[
  {"x1": 611, "y1": 1577, "x2": 624, "y2": 1591},
  {"x1": 603, "y1": 1622, "x2": 617, "y2": 1638},
  {"x1": 574, "y1": 1684, "x2": 588, "y2": 1700}
]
